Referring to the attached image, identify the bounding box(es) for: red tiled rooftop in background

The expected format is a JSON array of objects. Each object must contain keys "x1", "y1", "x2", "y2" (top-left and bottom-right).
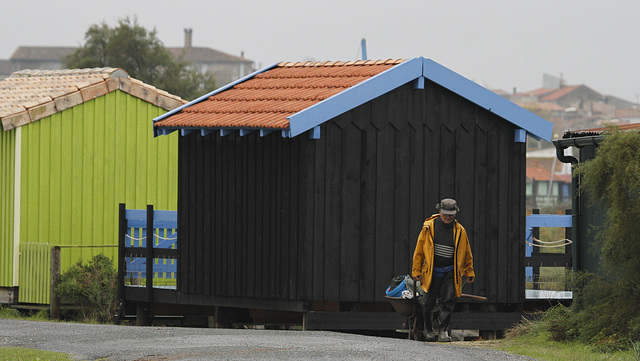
[
  {"x1": 515, "y1": 88, "x2": 555, "y2": 97},
  {"x1": 154, "y1": 59, "x2": 406, "y2": 130},
  {"x1": 526, "y1": 165, "x2": 571, "y2": 183},
  {"x1": 541, "y1": 85, "x2": 580, "y2": 101}
]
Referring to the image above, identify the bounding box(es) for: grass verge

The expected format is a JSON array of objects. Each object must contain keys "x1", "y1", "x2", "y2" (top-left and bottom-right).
[
  {"x1": 491, "y1": 317, "x2": 640, "y2": 360},
  {"x1": 0, "y1": 347, "x2": 72, "y2": 361}
]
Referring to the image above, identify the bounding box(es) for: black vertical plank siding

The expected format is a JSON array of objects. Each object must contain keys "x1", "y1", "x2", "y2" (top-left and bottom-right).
[
  {"x1": 340, "y1": 121, "x2": 361, "y2": 302},
  {"x1": 202, "y1": 135, "x2": 212, "y2": 295},
  {"x1": 392, "y1": 88, "x2": 412, "y2": 277},
  {"x1": 510, "y1": 136, "x2": 526, "y2": 303},
  {"x1": 497, "y1": 128, "x2": 510, "y2": 302},
  {"x1": 238, "y1": 137, "x2": 246, "y2": 297},
  {"x1": 360, "y1": 124, "x2": 377, "y2": 301},
  {"x1": 324, "y1": 121, "x2": 342, "y2": 301},
  {"x1": 408, "y1": 88, "x2": 425, "y2": 273},
  {"x1": 173, "y1": 81, "x2": 529, "y2": 308},
  {"x1": 276, "y1": 138, "x2": 284, "y2": 298},
  {"x1": 284, "y1": 139, "x2": 292, "y2": 298},
  {"x1": 187, "y1": 135, "x2": 198, "y2": 294},
  {"x1": 213, "y1": 136, "x2": 223, "y2": 296},
  {"x1": 393, "y1": 124, "x2": 411, "y2": 276},
  {"x1": 425, "y1": 84, "x2": 441, "y2": 211},
  {"x1": 254, "y1": 137, "x2": 264, "y2": 298},
  {"x1": 267, "y1": 137, "x2": 277, "y2": 298},
  {"x1": 374, "y1": 126, "x2": 395, "y2": 302},
  {"x1": 246, "y1": 135, "x2": 256, "y2": 298},
  {"x1": 234, "y1": 136, "x2": 242, "y2": 297},
  {"x1": 177, "y1": 136, "x2": 187, "y2": 291},
  {"x1": 486, "y1": 129, "x2": 501, "y2": 302},
  {"x1": 312, "y1": 134, "x2": 326, "y2": 301},
  {"x1": 289, "y1": 138, "x2": 301, "y2": 299},
  {"x1": 472, "y1": 126, "x2": 488, "y2": 299},
  {"x1": 221, "y1": 136, "x2": 231, "y2": 295},
  {"x1": 438, "y1": 125, "x2": 456, "y2": 198},
  {"x1": 300, "y1": 139, "x2": 315, "y2": 300}
]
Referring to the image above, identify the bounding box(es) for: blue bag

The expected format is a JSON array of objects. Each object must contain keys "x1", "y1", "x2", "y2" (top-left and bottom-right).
[{"x1": 385, "y1": 275, "x2": 409, "y2": 297}]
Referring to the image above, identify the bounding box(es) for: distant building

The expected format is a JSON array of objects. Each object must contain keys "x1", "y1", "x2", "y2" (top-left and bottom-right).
[
  {"x1": 526, "y1": 148, "x2": 572, "y2": 209},
  {"x1": 499, "y1": 75, "x2": 639, "y2": 141},
  {"x1": 0, "y1": 29, "x2": 255, "y2": 88},
  {"x1": 168, "y1": 29, "x2": 254, "y2": 86}
]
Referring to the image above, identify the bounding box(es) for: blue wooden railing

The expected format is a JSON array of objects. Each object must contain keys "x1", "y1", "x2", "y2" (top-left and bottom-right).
[
  {"x1": 525, "y1": 211, "x2": 572, "y2": 298},
  {"x1": 118, "y1": 204, "x2": 178, "y2": 295}
]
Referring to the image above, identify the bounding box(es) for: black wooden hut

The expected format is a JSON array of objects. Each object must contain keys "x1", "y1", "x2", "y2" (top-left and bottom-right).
[{"x1": 149, "y1": 57, "x2": 552, "y2": 331}]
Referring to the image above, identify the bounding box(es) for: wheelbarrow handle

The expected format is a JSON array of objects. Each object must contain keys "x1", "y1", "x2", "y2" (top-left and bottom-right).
[
  {"x1": 460, "y1": 293, "x2": 488, "y2": 302},
  {"x1": 460, "y1": 277, "x2": 487, "y2": 302}
]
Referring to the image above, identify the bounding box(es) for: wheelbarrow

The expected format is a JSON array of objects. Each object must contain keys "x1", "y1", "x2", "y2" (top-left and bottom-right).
[
  {"x1": 386, "y1": 278, "x2": 488, "y2": 340},
  {"x1": 385, "y1": 294, "x2": 423, "y2": 340}
]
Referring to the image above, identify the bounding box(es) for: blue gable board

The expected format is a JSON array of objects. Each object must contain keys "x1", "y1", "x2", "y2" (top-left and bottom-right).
[
  {"x1": 288, "y1": 57, "x2": 551, "y2": 140},
  {"x1": 287, "y1": 57, "x2": 423, "y2": 137},
  {"x1": 421, "y1": 59, "x2": 552, "y2": 141},
  {"x1": 152, "y1": 62, "x2": 281, "y2": 137}
]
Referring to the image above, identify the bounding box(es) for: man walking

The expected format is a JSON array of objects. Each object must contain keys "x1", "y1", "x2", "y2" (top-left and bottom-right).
[{"x1": 412, "y1": 198, "x2": 475, "y2": 342}]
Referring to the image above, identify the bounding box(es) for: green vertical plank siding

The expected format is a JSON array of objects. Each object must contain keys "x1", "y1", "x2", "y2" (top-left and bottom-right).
[
  {"x1": 17, "y1": 90, "x2": 178, "y2": 303},
  {"x1": 0, "y1": 127, "x2": 15, "y2": 287}
]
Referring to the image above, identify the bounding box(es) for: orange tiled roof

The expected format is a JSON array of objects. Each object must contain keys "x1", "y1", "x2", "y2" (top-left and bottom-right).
[
  {"x1": 540, "y1": 85, "x2": 581, "y2": 101},
  {"x1": 527, "y1": 164, "x2": 571, "y2": 183},
  {"x1": 153, "y1": 59, "x2": 406, "y2": 130},
  {"x1": 515, "y1": 88, "x2": 556, "y2": 97},
  {"x1": 0, "y1": 68, "x2": 185, "y2": 131}
]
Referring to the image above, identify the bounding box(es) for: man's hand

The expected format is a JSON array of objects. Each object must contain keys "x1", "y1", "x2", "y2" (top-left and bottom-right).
[
  {"x1": 412, "y1": 275, "x2": 421, "y2": 282},
  {"x1": 467, "y1": 276, "x2": 475, "y2": 283}
]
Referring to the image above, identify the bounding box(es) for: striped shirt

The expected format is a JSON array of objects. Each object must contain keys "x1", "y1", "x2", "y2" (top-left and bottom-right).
[{"x1": 433, "y1": 218, "x2": 455, "y2": 267}]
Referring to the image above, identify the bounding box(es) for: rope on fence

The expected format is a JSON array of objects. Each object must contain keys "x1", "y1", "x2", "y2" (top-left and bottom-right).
[
  {"x1": 154, "y1": 234, "x2": 177, "y2": 240},
  {"x1": 526, "y1": 235, "x2": 573, "y2": 248},
  {"x1": 125, "y1": 234, "x2": 146, "y2": 241}
]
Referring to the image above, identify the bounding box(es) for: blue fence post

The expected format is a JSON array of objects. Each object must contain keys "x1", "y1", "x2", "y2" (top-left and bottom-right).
[{"x1": 117, "y1": 203, "x2": 126, "y2": 324}]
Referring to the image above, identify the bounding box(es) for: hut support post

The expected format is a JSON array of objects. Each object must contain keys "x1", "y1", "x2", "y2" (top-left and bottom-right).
[{"x1": 50, "y1": 246, "x2": 61, "y2": 320}]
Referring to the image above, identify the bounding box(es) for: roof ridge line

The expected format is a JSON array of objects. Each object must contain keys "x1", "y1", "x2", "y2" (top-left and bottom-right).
[{"x1": 277, "y1": 59, "x2": 406, "y2": 67}]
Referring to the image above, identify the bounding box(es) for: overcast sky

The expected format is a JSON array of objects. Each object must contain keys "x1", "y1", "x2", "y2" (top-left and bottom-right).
[{"x1": 2, "y1": 0, "x2": 639, "y2": 103}]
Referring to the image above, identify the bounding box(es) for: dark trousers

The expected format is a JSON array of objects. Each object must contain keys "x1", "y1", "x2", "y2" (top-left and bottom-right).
[{"x1": 422, "y1": 270, "x2": 456, "y2": 333}]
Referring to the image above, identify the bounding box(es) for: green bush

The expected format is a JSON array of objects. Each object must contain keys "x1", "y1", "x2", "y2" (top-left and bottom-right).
[
  {"x1": 0, "y1": 307, "x2": 22, "y2": 318},
  {"x1": 55, "y1": 254, "x2": 118, "y2": 323},
  {"x1": 542, "y1": 304, "x2": 577, "y2": 342},
  {"x1": 530, "y1": 272, "x2": 640, "y2": 351}
]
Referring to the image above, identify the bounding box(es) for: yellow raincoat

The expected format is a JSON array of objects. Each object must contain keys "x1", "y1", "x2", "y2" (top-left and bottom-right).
[{"x1": 411, "y1": 214, "x2": 475, "y2": 297}]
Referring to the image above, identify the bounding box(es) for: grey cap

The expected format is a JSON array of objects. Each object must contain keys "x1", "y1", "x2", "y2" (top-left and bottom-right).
[{"x1": 438, "y1": 198, "x2": 458, "y2": 215}]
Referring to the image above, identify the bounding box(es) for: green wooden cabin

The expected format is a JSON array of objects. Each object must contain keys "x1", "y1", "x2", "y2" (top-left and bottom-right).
[{"x1": 0, "y1": 68, "x2": 183, "y2": 304}]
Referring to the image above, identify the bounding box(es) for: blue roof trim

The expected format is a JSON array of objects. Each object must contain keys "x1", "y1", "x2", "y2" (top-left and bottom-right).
[
  {"x1": 287, "y1": 57, "x2": 423, "y2": 137},
  {"x1": 153, "y1": 61, "x2": 281, "y2": 137},
  {"x1": 421, "y1": 58, "x2": 552, "y2": 141},
  {"x1": 515, "y1": 129, "x2": 527, "y2": 143},
  {"x1": 154, "y1": 57, "x2": 552, "y2": 142}
]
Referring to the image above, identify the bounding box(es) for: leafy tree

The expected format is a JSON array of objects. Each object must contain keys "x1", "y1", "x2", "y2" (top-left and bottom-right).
[
  {"x1": 557, "y1": 126, "x2": 640, "y2": 347},
  {"x1": 576, "y1": 126, "x2": 640, "y2": 283},
  {"x1": 65, "y1": 17, "x2": 215, "y2": 100}
]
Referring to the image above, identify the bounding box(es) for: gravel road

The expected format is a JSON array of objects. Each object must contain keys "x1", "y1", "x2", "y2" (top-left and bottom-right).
[{"x1": 0, "y1": 318, "x2": 537, "y2": 360}]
